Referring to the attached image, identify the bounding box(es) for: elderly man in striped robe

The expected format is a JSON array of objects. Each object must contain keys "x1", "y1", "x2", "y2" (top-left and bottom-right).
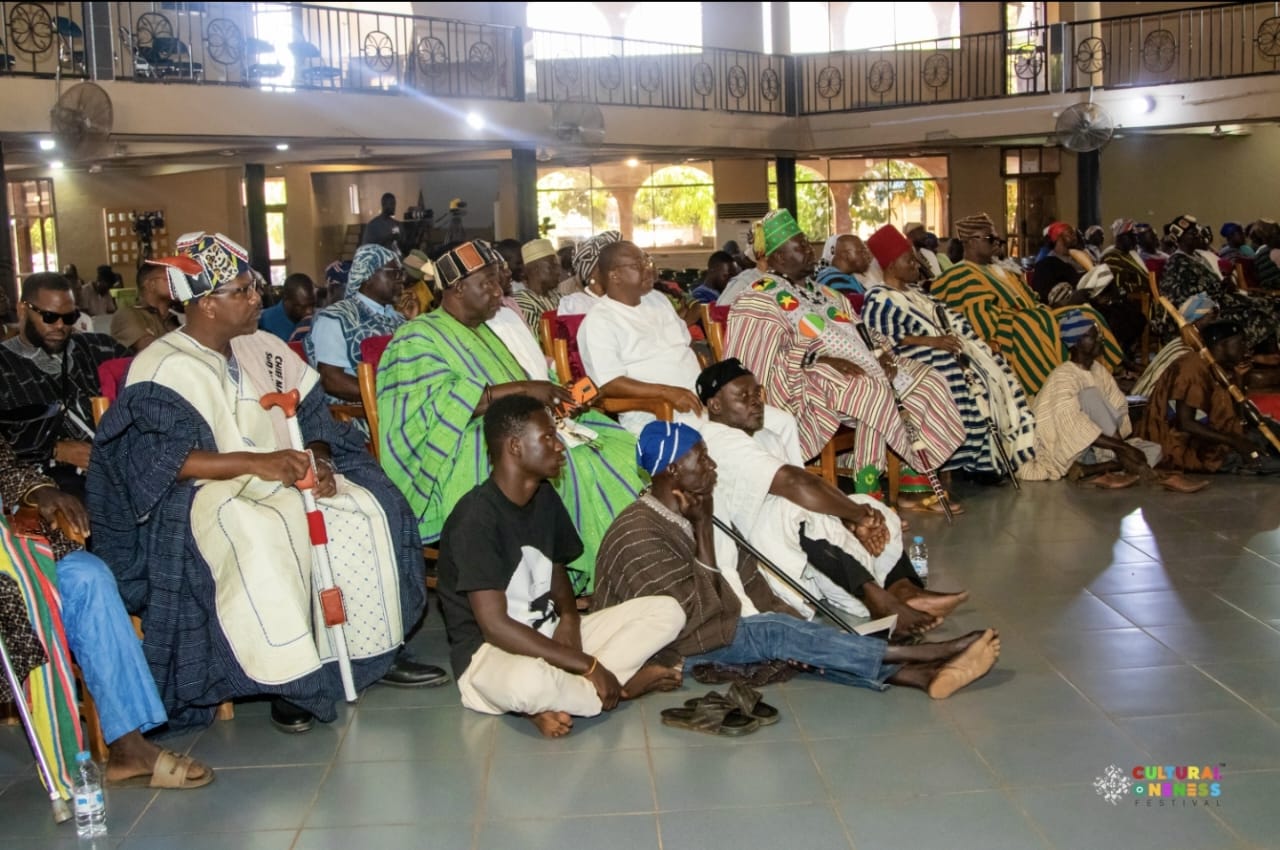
[{"x1": 931, "y1": 213, "x2": 1123, "y2": 396}]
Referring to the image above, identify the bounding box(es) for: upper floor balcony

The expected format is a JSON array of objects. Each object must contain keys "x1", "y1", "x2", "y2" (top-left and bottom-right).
[{"x1": 3, "y1": 1, "x2": 1279, "y2": 120}]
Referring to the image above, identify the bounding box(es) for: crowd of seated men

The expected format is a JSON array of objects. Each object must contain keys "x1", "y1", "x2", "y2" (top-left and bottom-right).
[{"x1": 2, "y1": 203, "x2": 1277, "y2": 807}]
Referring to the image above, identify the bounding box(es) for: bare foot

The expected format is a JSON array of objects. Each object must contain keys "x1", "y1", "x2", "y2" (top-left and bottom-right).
[
  {"x1": 1092, "y1": 471, "x2": 1139, "y2": 489},
  {"x1": 528, "y1": 710, "x2": 573, "y2": 738},
  {"x1": 621, "y1": 664, "x2": 683, "y2": 700},
  {"x1": 927, "y1": 629, "x2": 1000, "y2": 699},
  {"x1": 885, "y1": 628, "x2": 989, "y2": 665},
  {"x1": 904, "y1": 589, "x2": 970, "y2": 619},
  {"x1": 1159, "y1": 473, "x2": 1209, "y2": 493}
]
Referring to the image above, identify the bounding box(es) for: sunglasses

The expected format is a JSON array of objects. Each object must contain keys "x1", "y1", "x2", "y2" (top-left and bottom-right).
[{"x1": 24, "y1": 302, "x2": 81, "y2": 325}]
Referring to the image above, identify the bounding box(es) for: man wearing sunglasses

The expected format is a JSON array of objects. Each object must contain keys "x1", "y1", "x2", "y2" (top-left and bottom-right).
[{"x1": 0, "y1": 272, "x2": 127, "y2": 498}]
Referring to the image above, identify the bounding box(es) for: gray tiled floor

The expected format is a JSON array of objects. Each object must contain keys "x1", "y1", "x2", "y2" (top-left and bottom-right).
[{"x1": 2, "y1": 478, "x2": 1280, "y2": 848}]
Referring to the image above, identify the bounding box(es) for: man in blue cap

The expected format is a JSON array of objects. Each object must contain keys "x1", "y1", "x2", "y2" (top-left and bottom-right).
[
  {"x1": 593, "y1": 420, "x2": 1002, "y2": 701},
  {"x1": 1018, "y1": 311, "x2": 1205, "y2": 492}
]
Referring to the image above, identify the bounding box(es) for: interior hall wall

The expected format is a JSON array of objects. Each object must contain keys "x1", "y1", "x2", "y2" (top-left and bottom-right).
[
  {"x1": 309, "y1": 165, "x2": 502, "y2": 266},
  {"x1": 49, "y1": 167, "x2": 244, "y2": 282},
  {"x1": 1098, "y1": 128, "x2": 1280, "y2": 234},
  {"x1": 947, "y1": 147, "x2": 1006, "y2": 234}
]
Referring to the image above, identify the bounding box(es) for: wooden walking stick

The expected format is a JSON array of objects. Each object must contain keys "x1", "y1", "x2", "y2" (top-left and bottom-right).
[
  {"x1": 259, "y1": 389, "x2": 358, "y2": 702},
  {"x1": 855, "y1": 323, "x2": 955, "y2": 522},
  {"x1": 1157, "y1": 296, "x2": 1280, "y2": 454}
]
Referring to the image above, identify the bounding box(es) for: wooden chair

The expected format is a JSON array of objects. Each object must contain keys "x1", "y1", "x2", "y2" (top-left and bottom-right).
[
  {"x1": 538, "y1": 311, "x2": 557, "y2": 361},
  {"x1": 701, "y1": 304, "x2": 728, "y2": 363},
  {"x1": 356, "y1": 335, "x2": 439, "y2": 586},
  {"x1": 546, "y1": 313, "x2": 675, "y2": 420}
]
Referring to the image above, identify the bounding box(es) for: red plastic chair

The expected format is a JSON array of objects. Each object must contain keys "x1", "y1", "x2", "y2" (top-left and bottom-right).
[
  {"x1": 96, "y1": 357, "x2": 135, "y2": 402},
  {"x1": 286, "y1": 340, "x2": 306, "y2": 361}
]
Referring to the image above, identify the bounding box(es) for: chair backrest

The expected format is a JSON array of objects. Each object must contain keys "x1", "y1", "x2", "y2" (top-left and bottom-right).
[
  {"x1": 550, "y1": 313, "x2": 587, "y2": 383},
  {"x1": 286, "y1": 340, "x2": 306, "y2": 361},
  {"x1": 538, "y1": 310, "x2": 556, "y2": 359},
  {"x1": 360, "y1": 334, "x2": 393, "y2": 370},
  {"x1": 701, "y1": 303, "x2": 727, "y2": 362},
  {"x1": 96, "y1": 357, "x2": 134, "y2": 402}
]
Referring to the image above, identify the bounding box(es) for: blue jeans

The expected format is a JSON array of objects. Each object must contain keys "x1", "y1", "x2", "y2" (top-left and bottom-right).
[
  {"x1": 683, "y1": 613, "x2": 898, "y2": 691},
  {"x1": 58, "y1": 552, "x2": 167, "y2": 743}
]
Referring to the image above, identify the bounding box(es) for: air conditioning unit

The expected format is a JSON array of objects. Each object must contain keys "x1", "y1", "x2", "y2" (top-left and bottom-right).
[{"x1": 715, "y1": 202, "x2": 769, "y2": 254}]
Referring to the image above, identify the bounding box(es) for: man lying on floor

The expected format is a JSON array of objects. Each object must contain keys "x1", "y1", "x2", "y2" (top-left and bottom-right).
[
  {"x1": 695, "y1": 358, "x2": 968, "y2": 635},
  {"x1": 593, "y1": 421, "x2": 1000, "y2": 702},
  {"x1": 437, "y1": 394, "x2": 686, "y2": 738}
]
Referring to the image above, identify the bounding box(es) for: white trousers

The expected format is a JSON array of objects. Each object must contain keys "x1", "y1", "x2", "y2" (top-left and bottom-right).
[{"x1": 457, "y1": 596, "x2": 686, "y2": 718}]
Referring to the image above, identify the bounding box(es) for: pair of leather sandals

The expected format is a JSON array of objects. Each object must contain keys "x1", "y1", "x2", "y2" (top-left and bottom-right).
[{"x1": 659, "y1": 682, "x2": 779, "y2": 737}]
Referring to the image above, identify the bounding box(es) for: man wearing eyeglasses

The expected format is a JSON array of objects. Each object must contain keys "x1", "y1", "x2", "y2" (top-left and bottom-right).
[{"x1": 0, "y1": 272, "x2": 127, "y2": 498}]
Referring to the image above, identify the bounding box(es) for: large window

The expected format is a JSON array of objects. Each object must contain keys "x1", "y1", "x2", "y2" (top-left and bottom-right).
[
  {"x1": 768, "y1": 156, "x2": 949, "y2": 241},
  {"x1": 536, "y1": 160, "x2": 715, "y2": 249},
  {"x1": 8, "y1": 179, "x2": 58, "y2": 276},
  {"x1": 264, "y1": 177, "x2": 288, "y2": 286},
  {"x1": 527, "y1": 3, "x2": 702, "y2": 56},
  {"x1": 790, "y1": 2, "x2": 960, "y2": 53}
]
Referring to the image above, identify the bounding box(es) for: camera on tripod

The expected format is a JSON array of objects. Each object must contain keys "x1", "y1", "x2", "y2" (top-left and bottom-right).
[{"x1": 132, "y1": 210, "x2": 165, "y2": 259}]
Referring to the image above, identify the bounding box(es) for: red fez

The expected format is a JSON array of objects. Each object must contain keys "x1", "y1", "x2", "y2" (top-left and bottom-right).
[
  {"x1": 866, "y1": 225, "x2": 914, "y2": 270},
  {"x1": 1047, "y1": 221, "x2": 1074, "y2": 243}
]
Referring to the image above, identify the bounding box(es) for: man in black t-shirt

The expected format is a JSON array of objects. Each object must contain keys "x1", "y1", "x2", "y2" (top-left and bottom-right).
[{"x1": 438, "y1": 394, "x2": 686, "y2": 738}]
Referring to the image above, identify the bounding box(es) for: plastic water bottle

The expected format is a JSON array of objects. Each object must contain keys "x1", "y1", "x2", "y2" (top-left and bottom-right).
[
  {"x1": 908, "y1": 536, "x2": 929, "y2": 586},
  {"x1": 72, "y1": 751, "x2": 107, "y2": 838}
]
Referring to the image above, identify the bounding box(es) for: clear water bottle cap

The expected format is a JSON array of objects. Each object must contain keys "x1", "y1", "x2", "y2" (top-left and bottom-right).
[
  {"x1": 75, "y1": 751, "x2": 92, "y2": 762},
  {"x1": 913, "y1": 535, "x2": 924, "y2": 543}
]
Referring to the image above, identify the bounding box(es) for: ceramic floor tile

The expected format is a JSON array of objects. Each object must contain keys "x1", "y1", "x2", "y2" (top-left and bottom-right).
[
  {"x1": 813, "y1": 731, "x2": 997, "y2": 801},
  {"x1": 335, "y1": 705, "x2": 494, "y2": 762},
  {"x1": 1037, "y1": 627, "x2": 1185, "y2": 673},
  {"x1": 295, "y1": 823, "x2": 475, "y2": 850},
  {"x1": 0, "y1": 779, "x2": 155, "y2": 840},
  {"x1": 1209, "y1": 583, "x2": 1280, "y2": 620},
  {"x1": 305, "y1": 758, "x2": 485, "y2": 828},
  {"x1": 660, "y1": 803, "x2": 852, "y2": 850},
  {"x1": 1012, "y1": 783, "x2": 1236, "y2": 850},
  {"x1": 783, "y1": 680, "x2": 952, "y2": 739},
  {"x1": 1116, "y1": 710, "x2": 1280, "y2": 773},
  {"x1": 1097, "y1": 589, "x2": 1253, "y2": 627},
  {"x1": 1210, "y1": 769, "x2": 1280, "y2": 848},
  {"x1": 492, "y1": 698, "x2": 648, "y2": 754},
  {"x1": 117, "y1": 832, "x2": 298, "y2": 850},
  {"x1": 839, "y1": 790, "x2": 1051, "y2": 850},
  {"x1": 1198, "y1": 660, "x2": 1280, "y2": 709},
  {"x1": 486, "y1": 749, "x2": 654, "y2": 819},
  {"x1": 943, "y1": 670, "x2": 1102, "y2": 730},
  {"x1": 129, "y1": 765, "x2": 323, "y2": 835},
  {"x1": 479, "y1": 814, "x2": 660, "y2": 850},
  {"x1": 651, "y1": 742, "x2": 827, "y2": 812},
  {"x1": 1066, "y1": 665, "x2": 1249, "y2": 717},
  {"x1": 188, "y1": 711, "x2": 345, "y2": 768},
  {"x1": 966, "y1": 719, "x2": 1150, "y2": 787},
  {"x1": 1145, "y1": 621, "x2": 1280, "y2": 662}
]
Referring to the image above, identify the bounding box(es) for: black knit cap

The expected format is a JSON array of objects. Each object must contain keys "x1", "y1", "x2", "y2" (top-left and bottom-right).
[{"x1": 696, "y1": 358, "x2": 753, "y2": 404}]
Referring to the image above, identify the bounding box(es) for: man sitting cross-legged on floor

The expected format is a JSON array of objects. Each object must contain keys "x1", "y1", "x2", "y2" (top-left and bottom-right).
[
  {"x1": 437, "y1": 394, "x2": 686, "y2": 738},
  {"x1": 593, "y1": 421, "x2": 1000, "y2": 700},
  {"x1": 695, "y1": 359, "x2": 968, "y2": 635},
  {"x1": 1018, "y1": 311, "x2": 1205, "y2": 492}
]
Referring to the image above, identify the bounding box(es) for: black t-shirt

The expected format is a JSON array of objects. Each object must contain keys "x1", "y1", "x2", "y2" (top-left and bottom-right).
[{"x1": 437, "y1": 479, "x2": 584, "y2": 677}]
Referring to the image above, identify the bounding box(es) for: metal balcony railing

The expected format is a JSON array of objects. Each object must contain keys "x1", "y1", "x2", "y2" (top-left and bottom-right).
[
  {"x1": 2, "y1": 1, "x2": 1280, "y2": 117},
  {"x1": 529, "y1": 30, "x2": 789, "y2": 115},
  {"x1": 0, "y1": 1, "x2": 88, "y2": 78}
]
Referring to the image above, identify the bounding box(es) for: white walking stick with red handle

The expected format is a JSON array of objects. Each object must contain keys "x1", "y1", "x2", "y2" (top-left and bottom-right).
[{"x1": 259, "y1": 389, "x2": 358, "y2": 702}]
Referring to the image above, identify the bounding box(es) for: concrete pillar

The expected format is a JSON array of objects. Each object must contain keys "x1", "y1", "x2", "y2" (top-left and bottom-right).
[
  {"x1": 775, "y1": 156, "x2": 796, "y2": 219},
  {"x1": 512, "y1": 147, "x2": 539, "y2": 242},
  {"x1": 702, "y1": 2, "x2": 765, "y2": 52},
  {"x1": 243, "y1": 164, "x2": 271, "y2": 281}
]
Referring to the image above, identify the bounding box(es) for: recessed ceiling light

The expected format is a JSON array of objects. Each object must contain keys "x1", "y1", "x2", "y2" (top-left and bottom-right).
[
  {"x1": 626, "y1": 158, "x2": 639, "y2": 167},
  {"x1": 466, "y1": 112, "x2": 485, "y2": 130},
  {"x1": 276, "y1": 143, "x2": 290, "y2": 151},
  {"x1": 38, "y1": 139, "x2": 56, "y2": 151},
  {"x1": 49, "y1": 160, "x2": 64, "y2": 170}
]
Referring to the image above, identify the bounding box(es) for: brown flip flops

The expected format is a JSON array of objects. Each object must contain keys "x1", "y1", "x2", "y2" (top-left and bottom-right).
[{"x1": 108, "y1": 750, "x2": 215, "y2": 790}]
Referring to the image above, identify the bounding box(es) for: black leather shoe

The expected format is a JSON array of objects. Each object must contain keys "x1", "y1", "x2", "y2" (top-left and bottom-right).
[
  {"x1": 270, "y1": 698, "x2": 314, "y2": 734},
  {"x1": 379, "y1": 658, "x2": 451, "y2": 689}
]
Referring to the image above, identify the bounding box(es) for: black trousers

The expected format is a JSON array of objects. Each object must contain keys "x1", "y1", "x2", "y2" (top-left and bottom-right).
[{"x1": 798, "y1": 522, "x2": 921, "y2": 600}]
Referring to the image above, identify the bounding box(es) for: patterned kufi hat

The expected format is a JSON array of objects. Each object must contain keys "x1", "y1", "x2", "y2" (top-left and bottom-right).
[
  {"x1": 144, "y1": 255, "x2": 209, "y2": 304},
  {"x1": 1167, "y1": 214, "x2": 1199, "y2": 241},
  {"x1": 435, "y1": 240, "x2": 504, "y2": 289},
  {"x1": 760, "y1": 209, "x2": 803, "y2": 256},
  {"x1": 174, "y1": 231, "x2": 251, "y2": 301},
  {"x1": 1058, "y1": 309, "x2": 1096, "y2": 347}
]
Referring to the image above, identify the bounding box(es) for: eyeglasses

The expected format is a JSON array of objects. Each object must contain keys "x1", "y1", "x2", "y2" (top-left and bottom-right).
[
  {"x1": 23, "y1": 302, "x2": 81, "y2": 325},
  {"x1": 969, "y1": 234, "x2": 1001, "y2": 244},
  {"x1": 208, "y1": 283, "x2": 259, "y2": 300},
  {"x1": 613, "y1": 257, "x2": 656, "y2": 273},
  {"x1": 375, "y1": 266, "x2": 407, "y2": 283}
]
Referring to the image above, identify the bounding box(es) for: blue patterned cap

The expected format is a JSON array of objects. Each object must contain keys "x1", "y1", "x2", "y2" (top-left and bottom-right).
[
  {"x1": 1058, "y1": 309, "x2": 1096, "y2": 347},
  {"x1": 348, "y1": 243, "x2": 400, "y2": 298},
  {"x1": 1179, "y1": 293, "x2": 1216, "y2": 321},
  {"x1": 636, "y1": 421, "x2": 703, "y2": 478}
]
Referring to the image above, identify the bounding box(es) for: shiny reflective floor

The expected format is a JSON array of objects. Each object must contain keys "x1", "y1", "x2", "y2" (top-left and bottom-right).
[{"x1": 2, "y1": 478, "x2": 1279, "y2": 849}]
